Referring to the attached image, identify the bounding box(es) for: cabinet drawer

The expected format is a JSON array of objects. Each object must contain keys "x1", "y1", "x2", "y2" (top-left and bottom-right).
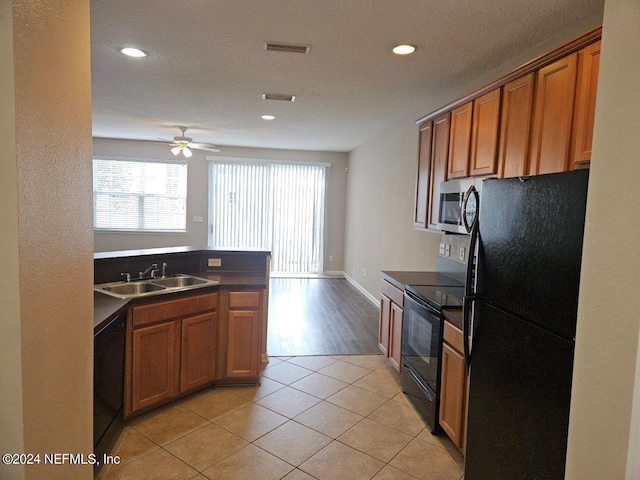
[
  {"x1": 133, "y1": 292, "x2": 218, "y2": 328},
  {"x1": 381, "y1": 280, "x2": 404, "y2": 306},
  {"x1": 229, "y1": 291, "x2": 261, "y2": 309},
  {"x1": 443, "y1": 320, "x2": 464, "y2": 354}
]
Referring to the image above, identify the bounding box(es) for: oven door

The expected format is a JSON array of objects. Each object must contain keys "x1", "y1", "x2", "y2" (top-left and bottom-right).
[
  {"x1": 401, "y1": 290, "x2": 444, "y2": 432},
  {"x1": 402, "y1": 291, "x2": 443, "y2": 393}
]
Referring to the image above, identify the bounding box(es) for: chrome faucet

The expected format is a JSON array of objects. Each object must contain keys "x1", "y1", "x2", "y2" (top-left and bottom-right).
[
  {"x1": 139, "y1": 263, "x2": 159, "y2": 279},
  {"x1": 121, "y1": 272, "x2": 131, "y2": 282},
  {"x1": 161, "y1": 262, "x2": 167, "y2": 278}
]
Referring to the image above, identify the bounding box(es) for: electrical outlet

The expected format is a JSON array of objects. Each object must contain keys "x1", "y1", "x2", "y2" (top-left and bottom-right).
[
  {"x1": 207, "y1": 258, "x2": 222, "y2": 267},
  {"x1": 445, "y1": 244, "x2": 451, "y2": 257},
  {"x1": 362, "y1": 268, "x2": 367, "y2": 277},
  {"x1": 439, "y1": 243, "x2": 446, "y2": 255},
  {"x1": 459, "y1": 246, "x2": 466, "y2": 261},
  {"x1": 329, "y1": 255, "x2": 334, "y2": 262}
]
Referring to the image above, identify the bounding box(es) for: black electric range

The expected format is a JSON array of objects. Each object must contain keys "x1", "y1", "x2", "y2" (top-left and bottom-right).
[
  {"x1": 401, "y1": 283, "x2": 465, "y2": 433},
  {"x1": 405, "y1": 284, "x2": 465, "y2": 311}
]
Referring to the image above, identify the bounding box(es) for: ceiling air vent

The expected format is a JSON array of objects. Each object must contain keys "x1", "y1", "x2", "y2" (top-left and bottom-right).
[
  {"x1": 263, "y1": 43, "x2": 310, "y2": 54},
  {"x1": 262, "y1": 93, "x2": 296, "y2": 102}
]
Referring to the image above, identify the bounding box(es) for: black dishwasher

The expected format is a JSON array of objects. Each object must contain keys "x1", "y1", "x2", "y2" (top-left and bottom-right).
[{"x1": 94, "y1": 313, "x2": 126, "y2": 449}]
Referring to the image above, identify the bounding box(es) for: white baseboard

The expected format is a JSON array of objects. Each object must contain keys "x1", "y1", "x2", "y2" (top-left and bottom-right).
[{"x1": 344, "y1": 273, "x2": 380, "y2": 308}]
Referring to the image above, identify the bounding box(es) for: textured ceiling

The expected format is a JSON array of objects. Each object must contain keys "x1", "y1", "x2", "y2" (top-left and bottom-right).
[{"x1": 91, "y1": 0, "x2": 604, "y2": 152}]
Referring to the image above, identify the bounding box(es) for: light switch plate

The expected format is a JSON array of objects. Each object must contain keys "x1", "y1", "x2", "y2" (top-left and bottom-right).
[
  {"x1": 208, "y1": 258, "x2": 222, "y2": 267},
  {"x1": 459, "y1": 246, "x2": 466, "y2": 261},
  {"x1": 445, "y1": 244, "x2": 451, "y2": 257},
  {"x1": 439, "y1": 243, "x2": 446, "y2": 255}
]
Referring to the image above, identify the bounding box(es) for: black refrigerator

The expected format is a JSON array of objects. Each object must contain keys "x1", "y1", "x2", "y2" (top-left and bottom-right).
[{"x1": 463, "y1": 170, "x2": 589, "y2": 480}]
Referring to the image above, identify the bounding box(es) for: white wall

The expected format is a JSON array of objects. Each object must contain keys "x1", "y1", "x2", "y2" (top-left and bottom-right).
[
  {"x1": 565, "y1": 1, "x2": 640, "y2": 478},
  {"x1": 93, "y1": 138, "x2": 348, "y2": 272},
  {"x1": 343, "y1": 14, "x2": 603, "y2": 300}
]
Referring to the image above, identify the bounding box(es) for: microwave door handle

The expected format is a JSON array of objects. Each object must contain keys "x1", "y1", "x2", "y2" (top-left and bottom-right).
[{"x1": 463, "y1": 217, "x2": 479, "y2": 372}]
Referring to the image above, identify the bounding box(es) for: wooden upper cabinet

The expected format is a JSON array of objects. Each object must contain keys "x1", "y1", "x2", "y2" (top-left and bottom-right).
[
  {"x1": 414, "y1": 121, "x2": 433, "y2": 228},
  {"x1": 571, "y1": 40, "x2": 601, "y2": 168},
  {"x1": 448, "y1": 102, "x2": 473, "y2": 178},
  {"x1": 470, "y1": 89, "x2": 501, "y2": 176},
  {"x1": 528, "y1": 53, "x2": 578, "y2": 175},
  {"x1": 428, "y1": 113, "x2": 451, "y2": 229},
  {"x1": 497, "y1": 73, "x2": 535, "y2": 178}
]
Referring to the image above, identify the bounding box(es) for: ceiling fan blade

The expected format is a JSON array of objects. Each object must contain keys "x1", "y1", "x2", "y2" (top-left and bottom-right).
[{"x1": 193, "y1": 145, "x2": 221, "y2": 153}]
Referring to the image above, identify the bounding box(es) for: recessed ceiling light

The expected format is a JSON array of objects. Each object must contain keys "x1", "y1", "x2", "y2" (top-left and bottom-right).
[
  {"x1": 392, "y1": 44, "x2": 417, "y2": 55},
  {"x1": 120, "y1": 47, "x2": 147, "y2": 58},
  {"x1": 261, "y1": 115, "x2": 276, "y2": 121}
]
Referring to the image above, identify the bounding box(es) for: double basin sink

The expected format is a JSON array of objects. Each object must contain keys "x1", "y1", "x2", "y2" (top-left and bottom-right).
[{"x1": 95, "y1": 274, "x2": 219, "y2": 299}]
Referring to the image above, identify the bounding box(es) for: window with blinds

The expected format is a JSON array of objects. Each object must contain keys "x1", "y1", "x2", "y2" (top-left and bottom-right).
[
  {"x1": 210, "y1": 160, "x2": 326, "y2": 273},
  {"x1": 93, "y1": 158, "x2": 187, "y2": 231}
]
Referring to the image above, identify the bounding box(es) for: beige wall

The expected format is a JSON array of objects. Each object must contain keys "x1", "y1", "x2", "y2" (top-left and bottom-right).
[
  {"x1": 566, "y1": 1, "x2": 640, "y2": 478},
  {"x1": 0, "y1": 2, "x2": 25, "y2": 478},
  {"x1": 1, "y1": 1, "x2": 94, "y2": 479},
  {"x1": 343, "y1": 14, "x2": 603, "y2": 301},
  {"x1": 93, "y1": 138, "x2": 348, "y2": 272}
]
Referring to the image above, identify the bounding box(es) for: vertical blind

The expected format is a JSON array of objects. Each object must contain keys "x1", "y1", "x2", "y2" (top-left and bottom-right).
[
  {"x1": 210, "y1": 161, "x2": 326, "y2": 273},
  {"x1": 93, "y1": 158, "x2": 187, "y2": 231}
]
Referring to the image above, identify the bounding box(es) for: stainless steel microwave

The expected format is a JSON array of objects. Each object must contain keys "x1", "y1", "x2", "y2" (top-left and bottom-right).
[{"x1": 437, "y1": 177, "x2": 487, "y2": 234}]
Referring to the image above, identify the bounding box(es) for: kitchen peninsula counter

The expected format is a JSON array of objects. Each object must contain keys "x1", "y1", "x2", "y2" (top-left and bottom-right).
[{"x1": 93, "y1": 247, "x2": 270, "y2": 334}]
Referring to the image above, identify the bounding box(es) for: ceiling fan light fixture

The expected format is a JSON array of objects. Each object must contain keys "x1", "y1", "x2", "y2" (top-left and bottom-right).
[
  {"x1": 392, "y1": 44, "x2": 417, "y2": 55},
  {"x1": 120, "y1": 47, "x2": 147, "y2": 58},
  {"x1": 171, "y1": 146, "x2": 182, "y2": 156},
  {"x1": 182, "y1": 147, "x2": 193, "y2": 158}
]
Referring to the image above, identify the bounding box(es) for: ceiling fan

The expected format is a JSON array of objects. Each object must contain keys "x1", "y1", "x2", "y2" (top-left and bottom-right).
[{"x1": 161, "y1": 126, "x2": 221, "y2": 157}]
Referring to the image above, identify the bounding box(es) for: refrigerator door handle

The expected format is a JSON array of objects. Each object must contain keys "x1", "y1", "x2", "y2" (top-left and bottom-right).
[{"x1": 463, "y1": 213, "x2": 479, "y2": 372}]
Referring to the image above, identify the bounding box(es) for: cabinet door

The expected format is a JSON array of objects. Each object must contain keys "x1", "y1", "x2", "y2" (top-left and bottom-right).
[
  {"x1": 428, "y1": 113, "x2": 451, "y2": 229},
  {"x1": 470, "y1": 89, "x2": 501, "y2": 176},
  {"x1": 571, "y1": 40, "x2": 601, "y2": 167},
  {"x1": 439, "y1": 341, "x2": 467, "y2": 450},
  {"x1": 378, "y1": 294, "x2": 391, "y2": 356},
  {"x1": 388, "y1": 302, "x2": 404, "y2": 373},
  {"x1": 448, "y1": 102, "x2": 473, "y2": 179},
  {"x1": 528, "y1": 53, "x2": 578, "y2": 175},
  {"x1": 414, "y1": 121, "x2": 433, "y2": 228},
  {"x1": 497, "y1": 73, "x2": 535, "y2": 178},
  {"x1": 226, "y1": 310, "x2": 261, "y2": 378},
  {"x1": 181, "y1": 312, "x2": 217, "y2": 392},
  {"x1": 131, "y1": 321, "x2": 179, "y2": 412}
]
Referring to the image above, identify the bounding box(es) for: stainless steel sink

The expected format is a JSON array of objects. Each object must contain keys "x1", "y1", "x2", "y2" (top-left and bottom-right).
[
  {"x1": 102, "y1": 282, "x2": 166, "y2": 295},
  {"x1": 95, "y1": 274, "x2": 218, "y2": 299},
  {"x1": 151, "y1": 275, "x2": 208, "y2": 288}
]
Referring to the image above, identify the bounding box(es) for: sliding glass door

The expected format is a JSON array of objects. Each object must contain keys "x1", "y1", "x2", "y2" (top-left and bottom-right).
[{"x1": 209, "y1": 160, "x2": 326, "y2": 273}]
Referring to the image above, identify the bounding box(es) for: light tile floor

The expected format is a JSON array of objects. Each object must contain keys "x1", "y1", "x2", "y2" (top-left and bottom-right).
[{"x1": 95, "y1": 355, "x2": 464, "y2": 480}]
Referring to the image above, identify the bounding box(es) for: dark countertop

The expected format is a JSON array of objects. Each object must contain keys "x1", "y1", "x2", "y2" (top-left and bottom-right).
[
  {"x1": 94, "y1": 270, "x2": 268, "y2": 335},
  {"x1": 443, "y1": 307, "x2": 464, "y2": 331},
  {"x1": 380, "y1": 271, "x2": 464, "y2": 290}
]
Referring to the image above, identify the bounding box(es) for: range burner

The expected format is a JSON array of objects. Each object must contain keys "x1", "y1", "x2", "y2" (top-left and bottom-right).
[{"x1": 405, "y1": 284, "x2": 465, "y2": 310}]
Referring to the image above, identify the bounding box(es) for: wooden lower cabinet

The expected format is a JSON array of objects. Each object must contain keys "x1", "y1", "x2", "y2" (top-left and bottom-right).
[
  {"x1": 181, "y1": 312, "x2": 217, "y2": 391},
  {"x1": 439, "y1": 319, "x2": 468, "y2": 451},
  {"x1": 378, "y1": 294, "x2": 391, "y2": 356},
  {"x1": 131, "y1": 320, "x2": 180, "y2": 413},
  {"x1": 378, "y1": 279, "x2": 404, "y2": 373},
  {"x1": 388, "y1": 302, "x2": 404, "y2": 372},
  {"x1": 226, "y1": 290, "x2": 262, "y2": 379},
  {"x1": 126, "y1": 290, "x2": 230, "y2": 418}
]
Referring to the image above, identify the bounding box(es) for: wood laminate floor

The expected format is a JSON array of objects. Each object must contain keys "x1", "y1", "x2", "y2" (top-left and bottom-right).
[{"x1": 267, "y1": 278, "x2": 380, "y2": 356}]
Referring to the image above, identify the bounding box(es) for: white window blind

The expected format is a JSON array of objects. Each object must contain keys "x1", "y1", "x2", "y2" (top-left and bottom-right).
[
  {"x1": 93, "y1": 158, "x2": 187, "y2": 231},
  {"x1": 210, "y1": 161, "x2": 326, "y2": 273}
]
